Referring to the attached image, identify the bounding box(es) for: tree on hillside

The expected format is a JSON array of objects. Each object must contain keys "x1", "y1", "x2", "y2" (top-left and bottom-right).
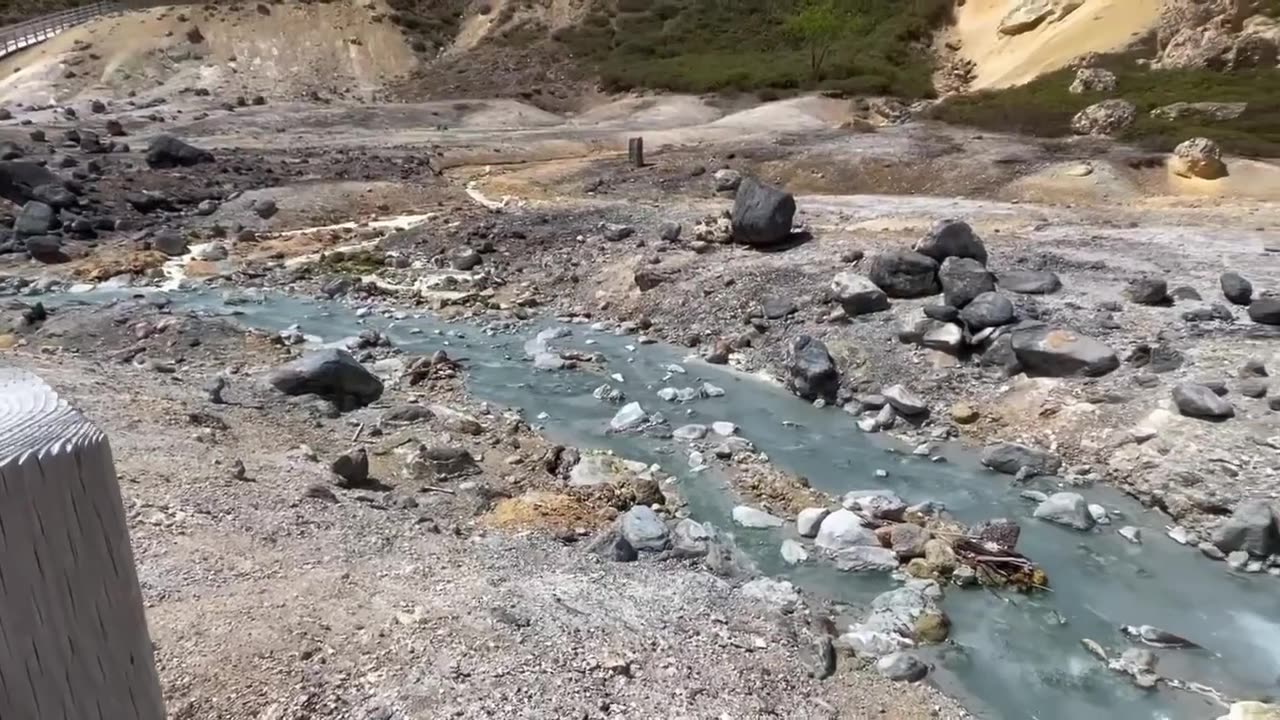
[{"x1": 784, "y1": 0, "x2": 847, "y2": 81}]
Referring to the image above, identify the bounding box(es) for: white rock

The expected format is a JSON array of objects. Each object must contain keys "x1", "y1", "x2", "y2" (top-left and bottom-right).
[
  {"x1": 815, "y1": 509, "x2": 879, "y2": 552},
  {"x1": 780, "y1": 539, "x2": 809, "y2": 565},
  {"x1": 1118, "y1": 526, "x2": 1143, "y2": 544},
  {"x1": 711, "y1": 421, "x2": 739, "y2": 436},
  {"x1": 1088, "y1": 504, "x2": 1111, "y2": 525},
  {"x1": 733, "y1": 505, "x2": 785, "y2": 529},
  {"x1": 673, "y1": 424, "x2": 708, "y2": 441},
  {"x1": 797, "y1": 508, "x2": 830, "y2": 538},
  {"x1": 741, "y1": 578, "x2": 800, "y2": 611},
  {"x1": 701, "y1": 382, "x2": 726, "y2": 398},
  {"x1": 609, "y1": 402, "x2": 648, "y2": 432}
]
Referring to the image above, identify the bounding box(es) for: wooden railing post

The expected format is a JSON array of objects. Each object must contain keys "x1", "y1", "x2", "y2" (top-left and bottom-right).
[{"x1": 0, "y1": 369, "x2": 166, "y2": 720}]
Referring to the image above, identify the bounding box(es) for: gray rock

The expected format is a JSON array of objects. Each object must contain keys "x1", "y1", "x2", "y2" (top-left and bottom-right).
[
  {"x1": 831, "y1": 272, "x2": 890, "y2": 315},
  {"x1": 1239, "y1": 378, "x2": 1269, "y2": 398},
  {"x1": 620, "y1": 506, "x2": 670, "y2": 552},
  {"x1": 713, "y1": 168, "x2": 742, "y2": 192},
  {"x1": 0, "y1": 161, "x2": 65, "y2": 205},
  {"x1": 1118, "y1": 526, "x2": 1143, "y2": 544},
  {"x1": 741, "y1": 578, "x2": 801, "y2": 610},
  {"x1": 780, "y1": 539, "x2": 810, "y2": 565},
  {"x1": 673, "y1": 423, "x2": 708, "y2": 440},
  {"x1": 1227, "y1": 550, "x2": 1250, "y2": 570},
  {"x1": 1249, "y1": 298, "x2": 1280, "y2": 325},
  {"x1": 761, "y1": 296, "x2": 797, "y2": 319},
  {"x1": 1126, "y1": 277, "x2": 1169, "y2": 305},
  {"x1": 815, "y1": 509, "x2": 878, "y2": 552},
  {"x1": 869, "y1": 251, "x2": 940, "y2": 298},
  {"x1": 883, "y1": 384, "x2": 928, "y2": 416},
  {"x1": 670, "y1": 518, "x2": 712, "y2": 558},
  {"x1": 787, "y1": 335, "x2": 840, "y2": 402},
  {"x1": 1034, "y1": 492, "x2": 1096, "y2": 531},
  {"x1": 797, "y1": 507, "x2": 830, "y2": 538},
  {"x1": 31, "y1": 183, "x2": 76, "y2": 208},
  {"x1": 914, "y1": 219, "x2": 987, "y2": 265},
  {"x1": 921, "y1": 322, "x2": 964, "y2": 354},
  {"x1": 403, "y1": 446, "x2": 479, "y2": 481},
  {"x1": 981, "y1": 441, "x2": 1062, "y2": 476},
  {"x1": 152, "y1": 229, "x2": 189, "y2": 256},
  {"x1": 833, "y1": 546, "x2": 901, "y2": 572},
  {"x1": 938, "y1": 256, "x2": 994, "y2": 308},
  {"x1": 24, "y1": 236, "x2": 66, "y2": 263},
  {"x1": 877, "y1": 652, "x2": 929, "y2": 682},
  {"x1": 1011, "y1": 324, "x2": 1119, "y2": 377},
  {"x1": 451, "y1": 247, "x2": 482, "y2": 270},
  {"x1": 14, "y1": 200, "x2": 56, "y2": 237},
  {"x1": 609, "y1": 402, "x2": 648, "y2": 432},
  {"x1": 923, "y1": 304, "x2": 959, "y2": 322},
  {"x1": 592, "y1": 530, "x2": 638, "y2": 562},
  {"x1": 145, "y1": 134, "x2": 213, "y2": 168},
  {"x1": 732, "y1": 505, "x2": 785, "y2": 528},
  {"x1": 1172, "y1": 383, "x2": 1235, "y2": 419},
  {"x1": 1169, "y1": 285, "x2": 1202, "y2": 302},
  {"x1": 1199, "y1": 542, "x2": 1225, "y2": 560},
  {"x1": 658, "y1": 221, "x2": 682, "y2": 242},
  {"x1": 731, "y1": 177, "x2": 795, "y2": 247},
  {"x1": 331, "y1": 447, "x2": 370, "y2": 488},
  {"x1": 889, "y1": 523, "x2": 932, "y2": 559},
  {"x1": 1221, "y1": 272, "x2": 1253, "y2": 306},
  {"x1": 268, "y1": 349, "x2": 384, "y2": 409},
  {"x1": 959, "y1": 291, "x2": 1016, "y2": 329},
  {"x1": 1211, "y1": 500, "x2": 1279, "y2": 557}
]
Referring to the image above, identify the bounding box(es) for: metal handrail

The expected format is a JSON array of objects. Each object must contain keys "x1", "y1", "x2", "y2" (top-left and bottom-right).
[{"x1": 0, "y1": 2, "x2": 123, "y2": 60}]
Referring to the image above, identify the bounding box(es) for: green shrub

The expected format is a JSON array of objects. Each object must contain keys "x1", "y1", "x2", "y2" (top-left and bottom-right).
[{"x1": 927, "y1": 59, "x2": 1280, "y2": 156}]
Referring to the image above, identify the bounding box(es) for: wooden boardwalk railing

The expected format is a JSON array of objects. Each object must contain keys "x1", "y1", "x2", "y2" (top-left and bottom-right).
[{"x1": 0, "y1": 2, "x2": 123, "y2": 60}]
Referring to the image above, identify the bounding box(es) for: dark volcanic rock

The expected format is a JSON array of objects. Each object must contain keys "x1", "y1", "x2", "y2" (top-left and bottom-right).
[
  {"x1": 938, "y1": 256, "x2": 994, "y2": 308},
  {"x1": 998, "y1": 270, "x2": 1061, "y2": 295},
  {"x1": 0, "y1": 162, "x2": 65, "y2": 205},
  {"x1": 1248, "y1": 298, "x2": 1280, "y2": 325},
  {"x1": 787, "y1": 335, "x2": 839, "y2": 402},
  {"x1": 145, "y1": 134, "x2": 214, "y2": 168},
  {"x1": 331, "y1": 447, "x2": 371, "y2": 488},
  {"x1": 151, "y1": 229, "x2": 189, "y2": 256},
  {"x1": 24, "y1": 235, "x2": 68, "y2": 264},
  {"x1": 1172, "y1": 383, "x2": 1235, "y2": 419},
  {"x1": 268, "y1": 349, "x2": 384, "y2": 410},
  {"x1": 731, "y1": 177, "x2": 795, "y2": 247},
  {"x1": 1126, "y1": 277, "x2": 1169, "y2": 306},
  {"x1": 1011, "y1": 324, "x2": 1119, "y2": 377},
  {"x1": 1220, "y1": 272, "x2": 1253, "y2": 306},
  {"x1": 31, "y1": 184, "x2": 76, "y2": 209},
  {"x1": 868, "y1": 251, "x2": 940, "y2": 298},
  {"x1": 914, "y1": 219, "x2": 987, "y2": 264},
  {"x1": 14, "y1": 201, "x2": 57, "y2": 237},
  {"x1": 958, "y1": 292, "x2": 1015, "y2": 329},
  {"x1": 1211, "y1": 500, "x2": 1279, "y2": 557}
]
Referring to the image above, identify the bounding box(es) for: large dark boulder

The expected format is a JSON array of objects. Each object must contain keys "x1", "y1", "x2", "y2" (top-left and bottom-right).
[
  {"x1": 24, "y1": 236, "x2": 68, "y2": 264},
  {"x1": 0, "y1": 162, "x2": 65, "y2": 205},
  {"x1": 1172, "y1": 383, "x2": 1235, "y2": 419},
  {"x1": 981, "y1": 441, "x2": 1062, "y2": 476},
  {"x1": 1211, "y1": 500, "x2": 1279, "y2": 557},
  {"x1": 268, "y1": 349, "x2": 384, "y2": 410},
  {"x1": 151, "y1": 229, "x2": 189, "y2": 256},
  {"x1": 787, "y1": 335, "x2": 839, "y2": 401},
  {"x1": 731, "y1": 177, "x2": 795, "y2": 247},
  {"x1": 14, "y1": 201, "x2": 57, "y2": 238},
  {"x1": 998, "y1": 270, "x2": 1061, "y2": 295},
  {"x1": 913, "y1": 219, "x2": 987, "y2": 265},
  {"x1": 1126, "y1": 277, "x2": 1169, "y2": 306},
  {"x1": 868, "y1": 251, "x2": 940, "y2": 298},
  {"x1": 1248, "y1": 298, "x2": 1280, "y2": 325},
  {"x1": 31, "y1": 183, "x2": 76, "y2": 209},
  {"x1": 1011, "y1": 324, "x2": 1119, "y2": 377},
  {"x1": 939, "y1": 257, "x2": 994, "y2": 308},
  {"x1": 145, "y1": 134, "x2": 214, "y2": 168},
  {"x1": 1220, "y1": 272, "x2": 1253, "y2": 306}
]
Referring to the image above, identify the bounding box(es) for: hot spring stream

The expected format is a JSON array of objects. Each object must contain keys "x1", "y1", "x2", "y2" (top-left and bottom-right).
[{"x1": 50, "y1": 288, "x2": 1280, "y2": 720}]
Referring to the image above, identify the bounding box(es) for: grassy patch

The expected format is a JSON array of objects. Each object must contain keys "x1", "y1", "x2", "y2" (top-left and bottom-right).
[
  {"x1": 550, "y1": 0, "x2": 951, "y2": 97},
  {"x1": 928, "y1": 59, "x2": 1280, "y2": 156}
]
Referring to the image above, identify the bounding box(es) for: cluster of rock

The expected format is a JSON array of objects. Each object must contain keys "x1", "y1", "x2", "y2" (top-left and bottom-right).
[
  {"x1": 1206, "y1": 499, "x2": 1280, "y2": 574},
  {"x1": 1, "y1": 127, "x2": 218, "y2": 263},
  {"x1": 1154, "y1": 0, "x2": 1280, "y2": 71}
]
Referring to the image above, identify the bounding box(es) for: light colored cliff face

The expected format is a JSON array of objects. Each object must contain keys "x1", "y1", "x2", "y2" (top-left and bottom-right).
[
  {"x1": 943, "y1": 0, "x2": 1163, "y2": 89},
  {"x1": 1154, "y1": 0, "x2": 1280, "y2": 70}
]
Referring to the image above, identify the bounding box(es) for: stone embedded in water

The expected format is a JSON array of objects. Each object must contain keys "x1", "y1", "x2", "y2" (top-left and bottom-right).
[
  {"x1": 877, "y1": 652, "x2": 929, "y2": 682},
  {"x1": 619, "y1": 506, "x2": 670, "y2": 552},
  {"x1": 673, "y1": 423, "x2": 708, "y2": 440},
  {"x1": 780, "y1": 539, "x2": 809, "y2": 565},
  {"x1": 833, "y1": 545, "x2": 901, "y2": 572},
  {"x1": 711, "y1": 421, "x2": 738, "y2": 436},
  {"x1": 797, "y1": 507, "x2": 830, "y2": 538},
  {"x1": 981, "y1": 441, "x2": 1062, "y2": 477},
  {"x1": 670, "y1": 518, "x2": 712, "y2": 559},
  {"x1": 1172, "y1": 383, "x2": 1235, "y2": 419},
  {"x1": 702, "y1": 382, "x2": 726, "y2": 398},
  {"x1": 732, "y1": 505, "x2": 785, "y2": 529},
  {"x1": 787, "y1": 335, "x2": 840, "y2": 401},
  {"x1": 609, "y1": 402, "x2": 648, "y2": 432},
  {"x1": 1088, "y1": 504, "x2": 1111, "y2": 525},
  {"x1": 815, "y1": 509, "x2": 879, "y2": 552},
  {"x1": 1034, "y1": 492, "x2": 1096, "y2": 531},
  {"x1": 1011, "y1": 324, "x2": 1120, "y2": 377},
  {"x1": 842, "y1": 490, "x2": 907, "y2": 520}
]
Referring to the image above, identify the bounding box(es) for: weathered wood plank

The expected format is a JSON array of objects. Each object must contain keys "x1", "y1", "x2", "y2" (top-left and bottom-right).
[{"x1": 0, "y1": 368, "x2": 164, "y2": 720}]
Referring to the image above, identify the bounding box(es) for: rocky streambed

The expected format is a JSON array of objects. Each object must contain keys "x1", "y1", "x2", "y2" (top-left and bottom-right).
[{"x1": 32, "y1": 285, "x2": 1280, "y2": 720}]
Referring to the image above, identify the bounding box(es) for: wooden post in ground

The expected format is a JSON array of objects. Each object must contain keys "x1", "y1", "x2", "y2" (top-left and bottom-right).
[
  {"x1": 0, "y1": 368, "x2": 165, "y2": 720},
  {"x1": 628, "y1": 136, "x2": 644, "y2": 168}
]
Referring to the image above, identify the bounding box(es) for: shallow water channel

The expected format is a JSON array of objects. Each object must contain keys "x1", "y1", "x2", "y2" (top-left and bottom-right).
[{"x1": 57, "y1": 288, "x2": 1280, "y2": 720}]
